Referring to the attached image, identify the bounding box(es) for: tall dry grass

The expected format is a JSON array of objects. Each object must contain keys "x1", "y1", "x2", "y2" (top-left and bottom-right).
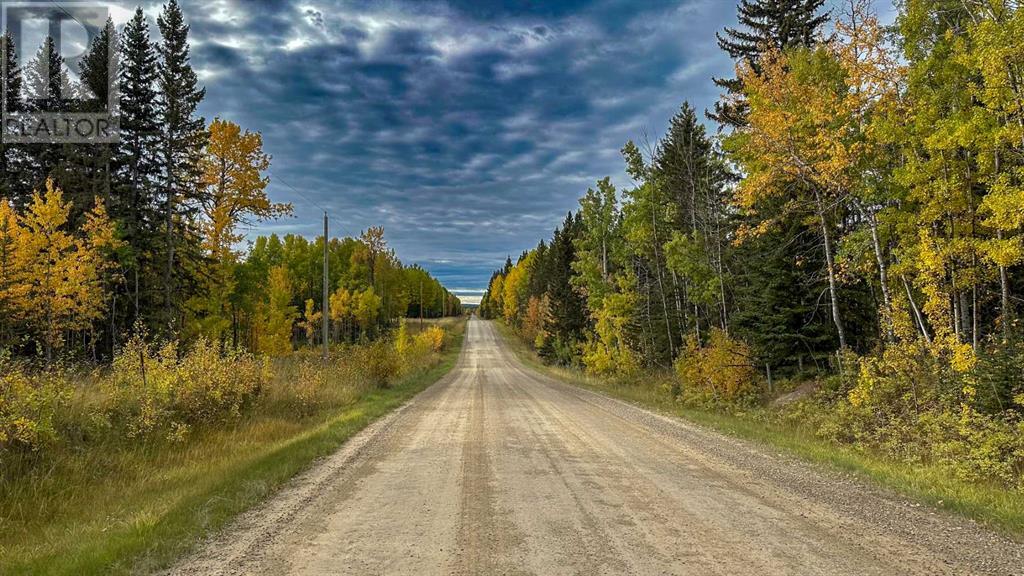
[{"x1": 0, "y1": 320, "x2": 464, "y2": 574}]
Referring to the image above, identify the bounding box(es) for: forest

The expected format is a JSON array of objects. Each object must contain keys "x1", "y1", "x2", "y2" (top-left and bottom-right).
[
  {"x1": 481, "y1": 0, "x2": 1024, "y2": 492},
  {"x1": 0, "y1": 1, "x2": 459, "y2": 366}
]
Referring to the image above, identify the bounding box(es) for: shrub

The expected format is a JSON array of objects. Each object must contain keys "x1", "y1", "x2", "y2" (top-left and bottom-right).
[
  {"x1": 920, "y1": 408, "x2": 1024, "y2": 489},
  {"x1": 971, "y1": 342, "x2": 1024, "y2": 415},
  {"x1": 797, "y1": 338, "x2": 1024, "y2": 490},
  {"x1": 354, "y1": 339, "x2": 401, "y2": 388},
  {"x1": 103, "y1": 334, "x2": 272, "y2": 440},
  {"x1": 674, "y1": 329, "x2": 757, "y2": 405},
  {"x1": 542, "y1": 336, "x2": 582, "y2": 368},
  {"x1": 414, "y1": 326, "x2": 446, "y2": 354},
  {"x1": 0, "y1": 354, "x2": 70, "y2": 455},
  {"x1": 847, "y1": 340, "x2": 951, "y2": 417}
]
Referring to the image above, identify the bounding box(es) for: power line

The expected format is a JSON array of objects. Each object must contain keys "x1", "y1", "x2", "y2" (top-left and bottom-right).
[
  {"x1": 45, "y1": 1, "x2": 87, "y2": 30},
  {"x1": 266, "y1": 167, "x2": 329, "y2": 214}
]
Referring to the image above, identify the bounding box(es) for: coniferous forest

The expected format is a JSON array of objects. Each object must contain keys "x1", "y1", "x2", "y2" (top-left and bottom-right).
[{"x1": 481, "y1": 0, "x2": 1024, "y2": 491}]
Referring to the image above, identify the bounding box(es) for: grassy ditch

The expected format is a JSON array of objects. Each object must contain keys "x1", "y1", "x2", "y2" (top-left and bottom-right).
[{"x1": 0, "y1": 320, "x2": 465, "y2": 575}]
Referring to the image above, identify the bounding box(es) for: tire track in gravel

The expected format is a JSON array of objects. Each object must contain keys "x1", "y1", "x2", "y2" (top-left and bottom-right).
[{"x1": 169, "y1": 317, "x2": 1024, "y2": 576}]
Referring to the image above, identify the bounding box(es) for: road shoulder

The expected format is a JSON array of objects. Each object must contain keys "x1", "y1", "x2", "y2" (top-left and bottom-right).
[{"x1": 491, "y1": 320, "x2": 1024, "y2": 546}]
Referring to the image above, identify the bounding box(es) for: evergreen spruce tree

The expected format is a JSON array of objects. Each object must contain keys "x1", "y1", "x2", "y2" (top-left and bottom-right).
[
  {"x1": 1, "y1": 32, "x2": 28, "y2": 203},
  {"x1": 710, "y1": 0, "x2": 829, "y2": 129},
  {"x1": 156, "y1": 0, "x2": 208, "y2": 334},
  {"x1": 78, "y1": 18, "x2": 116, "y2": 111},
  {"x1": 79, "y1": 18, "x2": 116, "y2": 109},
  {"x1": 527, "y1": 239, "x2": 549, "y2": 297},
  {"x1": 23, "y1": 36, "x2": 76, "y2": 111},
  {"x1": 540, "y1": 213, "x2": 587, "y2": 364},
  {"x1": 22, "y1": 36, "x2": 76, "y2": 197},
  {"x1": 653, "y1": 103, "x2": 717, "y2": 231},
  {"x1": 55, "y1": 18, "x2": 117, "y2": 226},
  {"x1": 653, "y1": 102, "x2": 732, "y2": 334},
  {"x1": 730, "y1": 215, "x2": 833, "y2": 374},
  {"x1": 0, "y1": 32, "x2": 19, "y2": 111},
  {"x1": 117, "y1": 7, "x2": 163, "y2": 327}
]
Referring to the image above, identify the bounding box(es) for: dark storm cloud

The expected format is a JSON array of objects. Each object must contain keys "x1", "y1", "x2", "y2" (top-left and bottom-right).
[{"x1": 132, "y1": 0, "x2": 741, "y2": 291}]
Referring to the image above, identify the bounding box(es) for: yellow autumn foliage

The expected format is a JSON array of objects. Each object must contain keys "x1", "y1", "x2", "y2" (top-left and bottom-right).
[
  {"x1": 582, "y1": 287, "x2": 638, "y2": 377},
  {"x1": 257, "y1": 266, "x2": 297, "y2": 357},
  {"x1": 0, "y1": 353, "x2": 70, "y2": 453},
  {"x1": 393, "y1": 321, "x2": 448, "y2": 378},
  {"x1": 674, "y1": 329, "x2": 757, "y2": 404},
  {"x1": 415, "y1": 325, "x2": 446, "y2": 354},
  {"x1": 0, "y1": 180, "x2": 121, "y2": 360},
  {"x1": 103, "y1": 332, "x2": 272, "y2": 441}
]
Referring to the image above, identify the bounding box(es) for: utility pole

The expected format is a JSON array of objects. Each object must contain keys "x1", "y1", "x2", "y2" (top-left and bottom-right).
[
  {"x1": 323, "y1": 211, "x2": 329, "y2": 362},
  {"x1": 419, "y1": 280, "x2": 424, "y2": 328}
]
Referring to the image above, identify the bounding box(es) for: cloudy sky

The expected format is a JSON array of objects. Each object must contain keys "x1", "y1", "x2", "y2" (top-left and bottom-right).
[{"x1": 86, "y1": 0, "x2": 890, "y2": 303}]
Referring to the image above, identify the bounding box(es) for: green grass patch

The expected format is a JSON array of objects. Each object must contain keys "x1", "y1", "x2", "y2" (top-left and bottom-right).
[
  {"x1": 0, "y1": 323, "x2": 465, "y2": 575},
  {"x1": 493, "y1": 321, "x2": 1024, "y2": 539}
]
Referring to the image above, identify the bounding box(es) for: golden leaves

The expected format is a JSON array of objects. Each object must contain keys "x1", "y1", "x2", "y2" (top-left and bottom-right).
[
  {"x1": 329, "y1": 286, "x2": 353, "y2": 321},
  {"x1": 201, "y1": 118, "x2": 292, "y2": 259},
  {"x1": 0, "y1": 180, "x2": 121, "y2": 356},
  {"x1": 674, "y1": 329, "x2": 757, "y2": 404}
]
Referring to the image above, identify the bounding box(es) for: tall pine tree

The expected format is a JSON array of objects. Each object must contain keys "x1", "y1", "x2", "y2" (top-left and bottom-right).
[
  {"x1": 1, "y1": 32, "x2": 28, "y2": 203},
  {"x1": 116, "y1": 7, "x2": 163, "y2": 328},
  {"x1": 79, "y1": 18, "x2": 116, "y2": 109},
  {"x1": 55, "y1": 18, "x2": 117, "y2": 226},
  {"x1": 710, "y1": 0, "x2": 828, "y2": 129},
  {"x1": 540, "y1": 212, "x2": 588, "y2": 364},
  {"x1": 156, "y1": 0, "x2": 207, "y2": 334},
  {"x1": 22, "y1": 36, "x2": 76, "y2": 197},
  {"x1": 652, "y1": 103, "x2": 732, "y2": 333}
]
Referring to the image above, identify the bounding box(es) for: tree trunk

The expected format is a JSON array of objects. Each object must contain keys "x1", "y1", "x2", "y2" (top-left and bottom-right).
[
  {"x1": 959, "y1": 291, "x2": 971, "y2": 345},
  {"x1": 670, "y1": 269, "x2": 687, "y2": 342},
  {"x1": 814, "y1": 190, "x2": 847, "y2": 349},
  {"x1": 601, "y1": 237, "x2": 608, "y2": 281},
  {"x1": 902, "y1": 276, "x2": 931, "y2": 344},
  {"x1": 716, "y1": 239, "x2": 728, "y2": 334},
  {"x1": 868, "y1": 212, "x2": 892, "y2": 311},
  {"x1": 972, "y1": 282, "x2": 979, "y2": 350},
  {"x1": 46, "y1": 306, "x2": 53, "y2": 366},
  {"x1": 997, "y1": 230, "x2": 1013, "y2": 341},
  {"x1": 650, "y1": 206, "x2": 675, "y2": 359},
  {"x1": 951, "y1": 291, "x2": 960, "y2": 341},
  {"x1": 693, "y1": 303, "x2": 701, "y2": 344},
  {"x1": 164, "y1": 173, "x2": 175, "y2": 334},
  {"x1": 641, "y1": 264, "x2": 656, "y2": 362}
]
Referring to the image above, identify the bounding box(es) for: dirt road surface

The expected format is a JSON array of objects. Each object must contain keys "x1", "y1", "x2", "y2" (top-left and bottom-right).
[{"x1": 171, "y1": 317, "x2": 1023, "y2": 575}]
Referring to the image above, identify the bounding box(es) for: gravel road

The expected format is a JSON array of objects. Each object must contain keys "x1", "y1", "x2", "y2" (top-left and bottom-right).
[{"x1": 171, "y1": 317, "x2": 1024, "y2": 575}]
